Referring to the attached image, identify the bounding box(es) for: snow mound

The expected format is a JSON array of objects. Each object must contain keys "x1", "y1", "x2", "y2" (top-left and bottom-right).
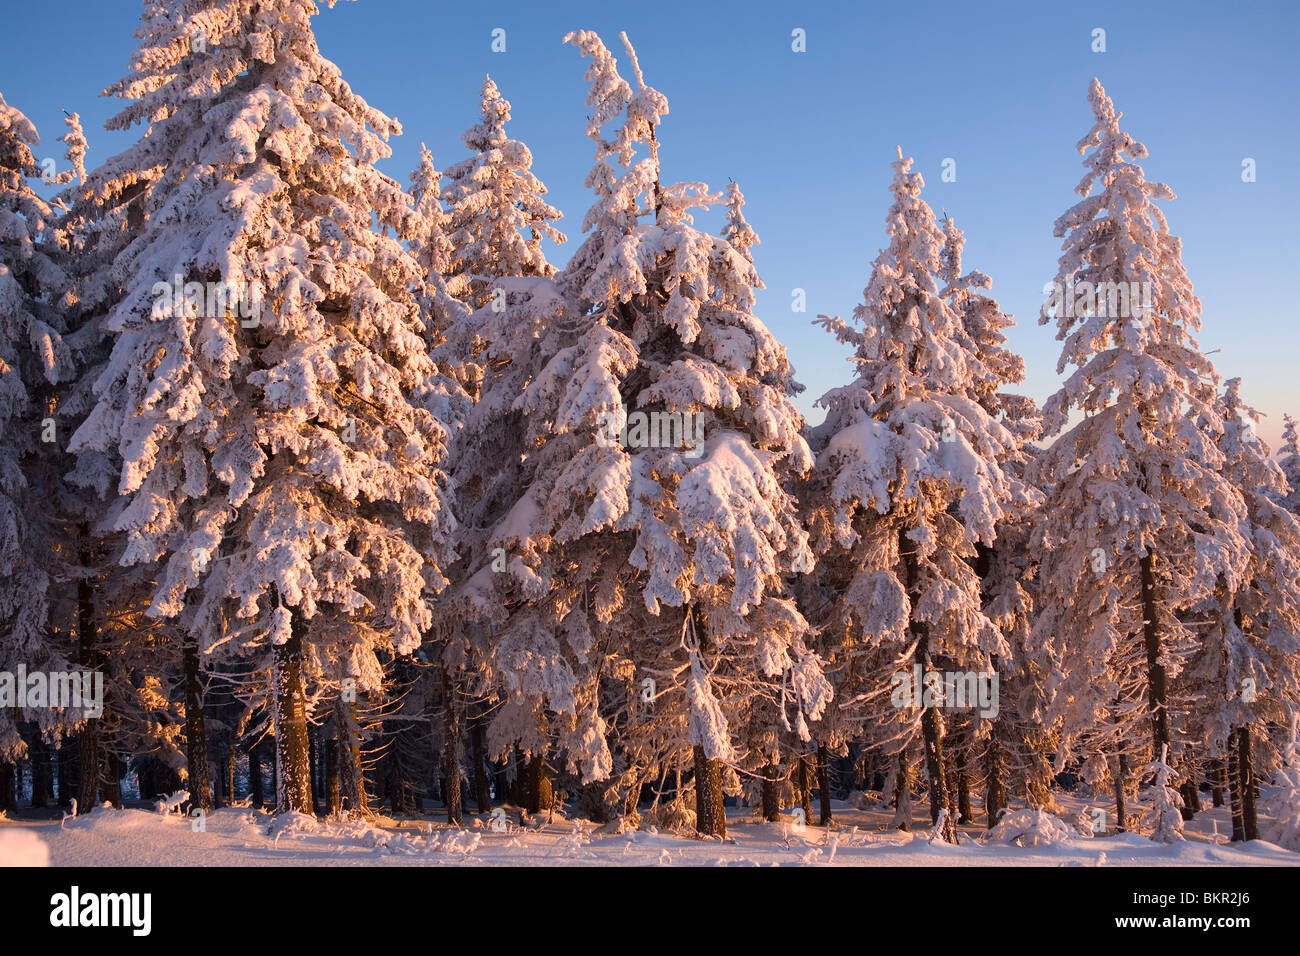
[
  {"x1": 0, "y1": 828, "x2": 50, "y2": 866},
  {"x1": 646, "y1": 798, "x2": 695, "y2": 833},
  {"x1": 266, "y1": 812, "x2": 319, "y2": 842},
  {"x1": 983, "y1": 808, "x2": 1077, "y2": 847}
]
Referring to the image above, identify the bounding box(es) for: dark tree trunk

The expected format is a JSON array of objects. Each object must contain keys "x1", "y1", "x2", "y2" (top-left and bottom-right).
[
  {"x1": 335, "y1": 698, "x2": 367, "y2": 815},
  {"x1": 273, "y1": 610, "x2": 313, "y2": 814},
  {"x1": 526, "y1": 753, "x2": 549, "y2": 815},
  {"x1": 1179, "y1": 780, "x2": 1198, "y2": 821},
  {"x1": 442, "y1": 671, "x2": 462, "y2": 825},
  {"x1": 137, "y1": 755, "x2": 157, "y2": 801},
  {"x1": 308, "y1": 728, "x2": 321, "y2": 813},
  {"x1": 0, "y1": 759, "x2": 15, "y2": 812},
  {"x1": 955, "y1": 745, "x2": 973, "y2": 826},
  {"x1": 899, "y1": 524, "x2": 954, "y2": 842},
  {"x1": 222, "y1": 735, "x2": 236, "y2": 808},
  {"x1": 921, "y1": 705, "x2": 954, "y2": 840},
  {"x1": 984, "y1": 735, "x2": 1005, "y2": 830},
  {"x1": 57, "y1": 734, "x2": 79, "y2": 806},
  {"x1": 1139, "y1": 550, "x2": 1170, "y2": 759},
  {"x1": 1229, "y1": 734, "x2": 1246, "y2": 841},
  {"x1": 75, "y1": 533, "x2": 99, "y2": 813},
  {"x1": 761, "y1": 762, "x2": 781, "y2": 822},
  {"x1": 1237, "y1": 725, "x2": 1258, "y2": 841},
  {"x1": 816, "y1": 744, "x2": 833, "y2": 826},
  {"x1": 510, "y1": 746, "x2": 525, "y2": 805},
  {"x1": 325, "y1": 736, "x2": 341, "y2": 816},
  {"x1": 795, "y1": 754, "x2": 813, "y2": 827},
  {"x1": 101, "y1": 751, "x2": 122, "y2": 808},
  {"x1": 386, "y1": 741, "x2": 408, "y2": 814},
  {"x1": 693, "y1": 744, "x2": 726, "y2": 837},
  {"x1": 1210, "y1": 758, "x2": 1225, "y2": 808},
  {"x1": 470, "y1": 704, "x2": 491, "y2": 813},
  {"x1": 493, "y1": 760, "x2": 509, "y2": 805},
  {"x1": 248, "y1": 740, "x2": 264, "y2": 809},
  {"x1": 892, "y1": 751, "x2": 912, "y2": 831},
  {"x1": 182, "y1": 631, "x2": 211, "y2": 811},
  {"x1": 1113, "y1": 751, "x2": 1128, "y2": 833}
]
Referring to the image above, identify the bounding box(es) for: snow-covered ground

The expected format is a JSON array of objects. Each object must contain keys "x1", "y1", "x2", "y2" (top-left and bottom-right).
[{"x1": 3, "y1": 793, "x2": 1295, "y2": 867}]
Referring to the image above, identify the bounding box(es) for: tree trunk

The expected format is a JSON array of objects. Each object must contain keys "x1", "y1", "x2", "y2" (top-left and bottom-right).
[
  {"x1": 57, "y1": 734, "x2": 78, "y2": 806},
  {"x1": 470, "y1": 704, "x2": 491, "y2": 813},
  {"x1": 1237, "y1": 725, "x2": 1258, "y2": 841},
  {"x1": 273, "y1": 610, "x2": 313, "y2": 815},
  {"x1": 1228, "y1": 735, "x2": 1246, "y2": 841},
  {"x1": 955, "y1": 747, "x2": 973, "y2": 826},
  {"x1": 984, "y1": 735, "x2": 1005, "y2": 830},
  {"x1": 693, "y1": 744, "x2": 726, "y2": 837},
  {"x1": 75, "y1": 533, "x2": 99, "y2": 813},
  {"x1": 920, "y1": 704, "x2": 955, "y2": 841},
  {"x1": 0, "y1": 759, "x2": 14, "y2": 812},
  {"x1": 509, "y1": 747, "x2": 523, "y2": 805},
  {"x1": 442, "y1": 670, "x2": 462, "y2": 825},
  {"x1": 248, "y1": 740, "x2": 264, "y2": 809},
  {"x1": 796, "y1": 753, "x2": 813, "y2": 827},
  {"x1": 899, "y1": 524, "x2": 954, "y2": 842},
  {"x1": 1139, "y1": 549, "x2": 1170, "y2": 759},
  {"x1": 222, "y1": 734, "x2": 236, "y2": 808},
  {"x1": 1113, "y1": 751, "x2": 1128, "y2": 833},
  {"x1": 1210, "y1": 758, "x2": 1225, "y2": 808},
  {"x1": 493, "y1": 760, "x2": 508, "y2": 806},
  {"x1": 182, "y1": 631, "x2": 212, "y2": 811},
  {"x1": 335, "y1": 697, "x2": 367, "y2": 815},
  {"x1": 816, "y1": 744, "x2": 833, "y2": 826},
  {"x1": 101, "y1": 752, "x2": 122, "y2": 809},
  {"x1": 324, "y1": 736, "x2": 341, "y2": 816},
  {"x1": 892, "y1": 751, "x2": 912, "y2": 831},
  {"x1": 1179, "y1": 780, "x2": 1198, "y2": 821},
  {"x1": 761, "y1": 761, "x2": 781, "y2": 822},
  {"x1": 526, "y1": 753, "x2": 549, "y2": 815}
]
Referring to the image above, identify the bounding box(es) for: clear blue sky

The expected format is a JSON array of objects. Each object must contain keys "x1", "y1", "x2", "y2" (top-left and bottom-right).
[{"x1": 4, "y1": 0, "x2": 1297, "y2": 447}]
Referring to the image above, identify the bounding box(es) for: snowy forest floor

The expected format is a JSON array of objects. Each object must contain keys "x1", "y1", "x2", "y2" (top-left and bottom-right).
[{"x1": 2, "y1": 790, "x2": 1297, "y2": 866}]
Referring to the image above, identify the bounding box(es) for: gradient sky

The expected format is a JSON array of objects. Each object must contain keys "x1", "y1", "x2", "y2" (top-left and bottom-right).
[{"x1": 4, "y1": 0, "x2": 1297, "y2": 448}]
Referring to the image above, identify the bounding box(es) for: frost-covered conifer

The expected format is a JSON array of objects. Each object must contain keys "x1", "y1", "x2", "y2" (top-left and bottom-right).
[
  {"x1": 67, "y1": 0, "x2": 461, "y2": 814},
  {"x1": 1278, "y1": 414, "x2": 1300, "y2": 514},
  {"x1": 1181, "y1": 380, "x2": 1300, "y2": 839},
  {"x1": 1030, "y1": 81, "x2": 1250, "y2": 821},
  {"x1": 0, "y1": 92, "x2": 77, "y2": 769},
  {"x1": 442, "y1": 77, "x2": 565, "y2": 311},
  {"x1": 454, "y1": 32, "x2": 825, "y2": 835},
  {"x1": 805, "y1": 150, "x2": 1029, "y2": 842}
]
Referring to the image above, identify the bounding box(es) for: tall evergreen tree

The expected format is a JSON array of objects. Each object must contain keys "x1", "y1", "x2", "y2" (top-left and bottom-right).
[
  {"x1": 805, "y1": 150, "x2": 1029, "y2": 842},
  {"x1": 1030, "y1": 79, "x2": 1249, "y2": 832},
  {"x1": 442, "y1": 76, "x2": 565, "y2": 311},
  {"x1": 68, "y1": 0, "x2": 462, "y2": 814}
]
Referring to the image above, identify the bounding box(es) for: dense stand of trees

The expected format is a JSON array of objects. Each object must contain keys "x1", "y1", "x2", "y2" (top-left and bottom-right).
[{"x1": 2, "y1": 4, "x2": 1298, "y2": 850}]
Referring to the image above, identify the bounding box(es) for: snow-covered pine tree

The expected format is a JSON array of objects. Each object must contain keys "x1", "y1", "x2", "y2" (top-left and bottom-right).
[
  {"x1": 938, "y1": 215, "x2": 1051, "y2": 827},
  {"x1": 0, "y1": 92, "x2": 77, "y2": 800},
  {"x1": 805, "y1": 150, "x2": 1029, "y2": 843},
  {"x1": 442, "y1": 76, "x2": 565, "y2": 311},
  {"x1": 454, "y1": 31, "x2": 827, "y2": 835},
  {"x1": 67, "y1": 0, "x2": 461, "y2": 815},
  {"x1": 1030, "y1": 79, "x2": 1251, "y2": 831},
  {"x1": 1262, "y1": 715, "x2": 1300, "y2": 851},
  {"x1": 1278, "y1": 414, "x2": 1300, "y2": 514},
  {"x1": 1144, "y1": 743, "x2": 1185, "y2": 842},
  {"x1": 1181, "y1": 379, "x2": 1300, "y2": 840}
]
